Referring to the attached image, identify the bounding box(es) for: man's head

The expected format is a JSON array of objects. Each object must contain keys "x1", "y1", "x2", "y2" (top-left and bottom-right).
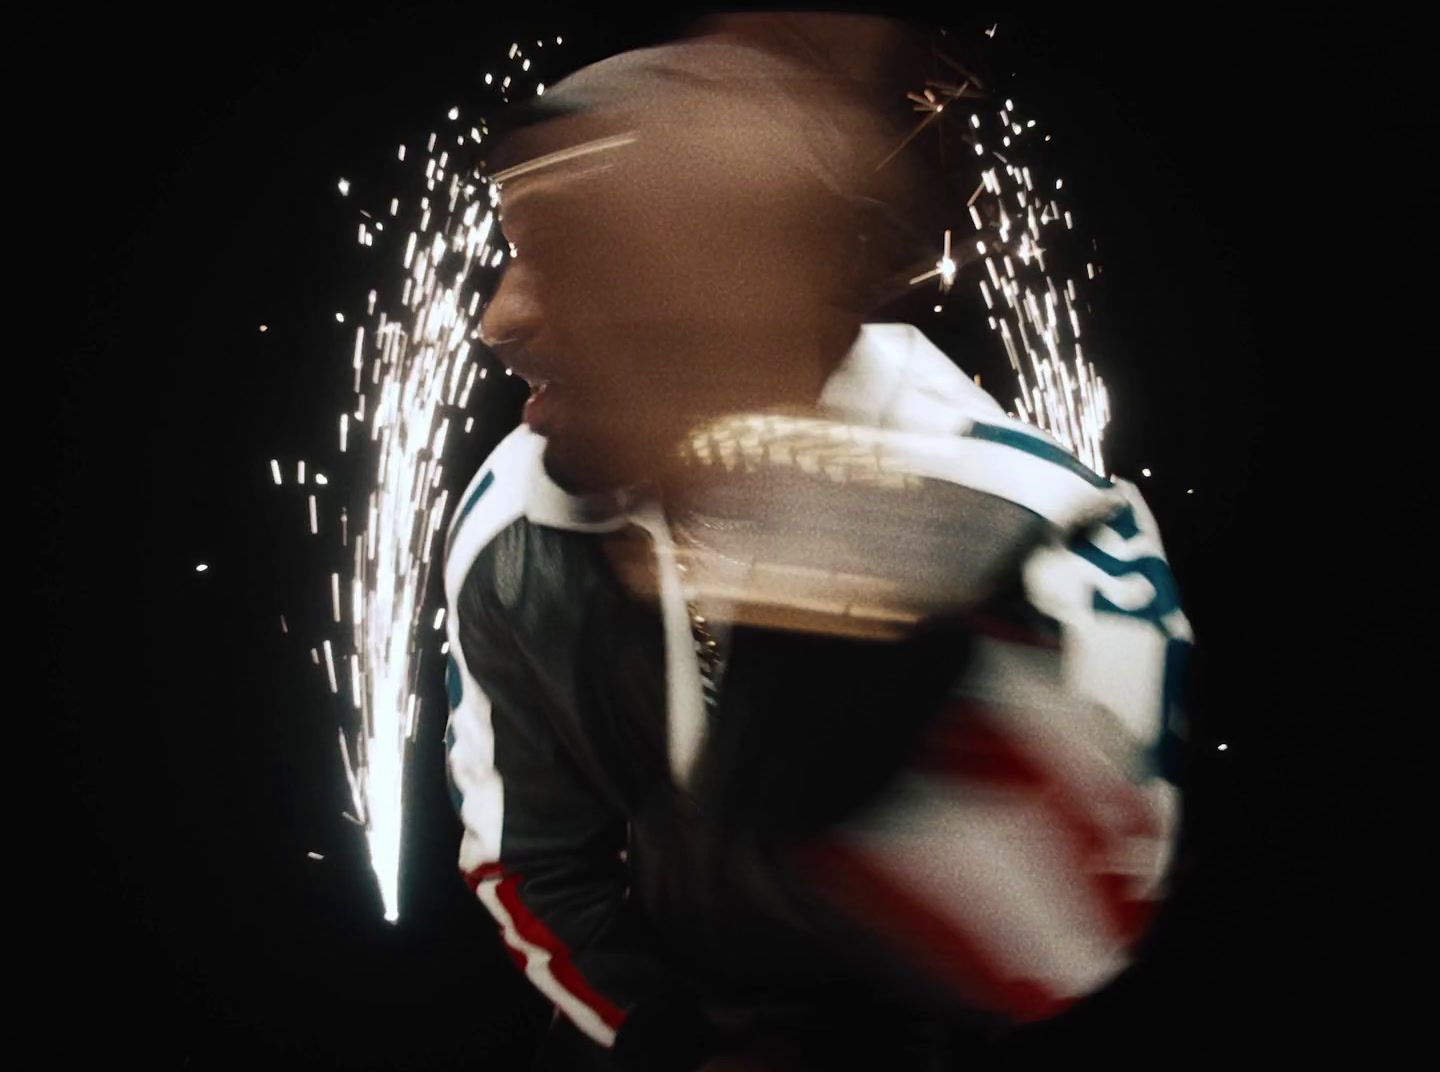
[{"x1": 479, "y1": 16, "x2": 939, "y2": 493}]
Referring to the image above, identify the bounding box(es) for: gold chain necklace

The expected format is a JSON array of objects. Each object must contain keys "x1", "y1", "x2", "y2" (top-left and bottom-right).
[{"x1": 671, "y1": 527, "x2": 731, "y2": 712}]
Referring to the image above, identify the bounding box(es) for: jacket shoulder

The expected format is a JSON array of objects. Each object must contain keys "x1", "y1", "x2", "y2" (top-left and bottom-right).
[{"x1": 444, "y1": 427, "x2": 544, "y2": 611}]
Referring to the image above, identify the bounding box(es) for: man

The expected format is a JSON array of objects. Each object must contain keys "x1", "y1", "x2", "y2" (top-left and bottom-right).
[{"x1": 444, "y1": 15, "x2": 1189, "y2": 1070}]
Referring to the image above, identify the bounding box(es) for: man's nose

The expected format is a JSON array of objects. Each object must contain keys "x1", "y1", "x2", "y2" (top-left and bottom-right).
[{"x1": 478, "y1": 268, "x2": 540, "y2": 353}]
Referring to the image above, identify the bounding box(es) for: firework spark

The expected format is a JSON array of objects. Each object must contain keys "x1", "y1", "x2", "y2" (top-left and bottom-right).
[
  {"x1": 903, "y1": 30, "x2": 1111, "y2": 476},
  {"x1": 908, "y1": 229, "x2": 958, "y2": 292},
  {"x1": 283, "y1": 39, "x2": 551, "y2": 922}
]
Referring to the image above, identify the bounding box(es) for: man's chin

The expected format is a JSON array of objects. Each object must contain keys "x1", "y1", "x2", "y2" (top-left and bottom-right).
[
  {"x1": 540, "y1": 438, "x2": 634, "y2": 497},
  {"x1": 535, "y1": 407, "x2": 693, "y2": 496}
]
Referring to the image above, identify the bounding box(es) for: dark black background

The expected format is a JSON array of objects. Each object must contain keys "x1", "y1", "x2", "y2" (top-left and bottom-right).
[{"x1": 32, "y1": 2, "x2": 1427, "y2": 1067}]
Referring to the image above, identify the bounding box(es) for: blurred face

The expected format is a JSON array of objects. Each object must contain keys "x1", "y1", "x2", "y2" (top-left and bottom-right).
[{"x1": 479, "y1": 115, "x2": 859, "y2": 494}]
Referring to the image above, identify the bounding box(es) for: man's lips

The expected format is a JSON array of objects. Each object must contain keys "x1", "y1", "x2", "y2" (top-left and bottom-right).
[
  {"x1": 508, "y1": 367, "x2": 553, "y2": 391},
  {"x1": 515, "y1": 370, "x2": 564, "y2": 432},
  {"x1": 501, "y1": 352, "x2": 558, "y2": 391}
]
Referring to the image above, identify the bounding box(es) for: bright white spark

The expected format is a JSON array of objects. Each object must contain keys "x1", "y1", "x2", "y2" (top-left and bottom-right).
[
  {"x1": 338, "y1": 178, "x2": 351, "y2": 196},
  {"x1": 898, "y1": 87, "x2": 1113, "y2": 475},
  {"x1": 270, "y1": 459, "x2": 282, "y2": 485},
  {"x1": 195, "y1": 563, "x2": 208, "y2": 573},
  {"x1": 322, "y1": 640, "x2": 339, "y2": 694},
  {"x1": 323, "y1": 75, "x2": 533, "y2": 923}
]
